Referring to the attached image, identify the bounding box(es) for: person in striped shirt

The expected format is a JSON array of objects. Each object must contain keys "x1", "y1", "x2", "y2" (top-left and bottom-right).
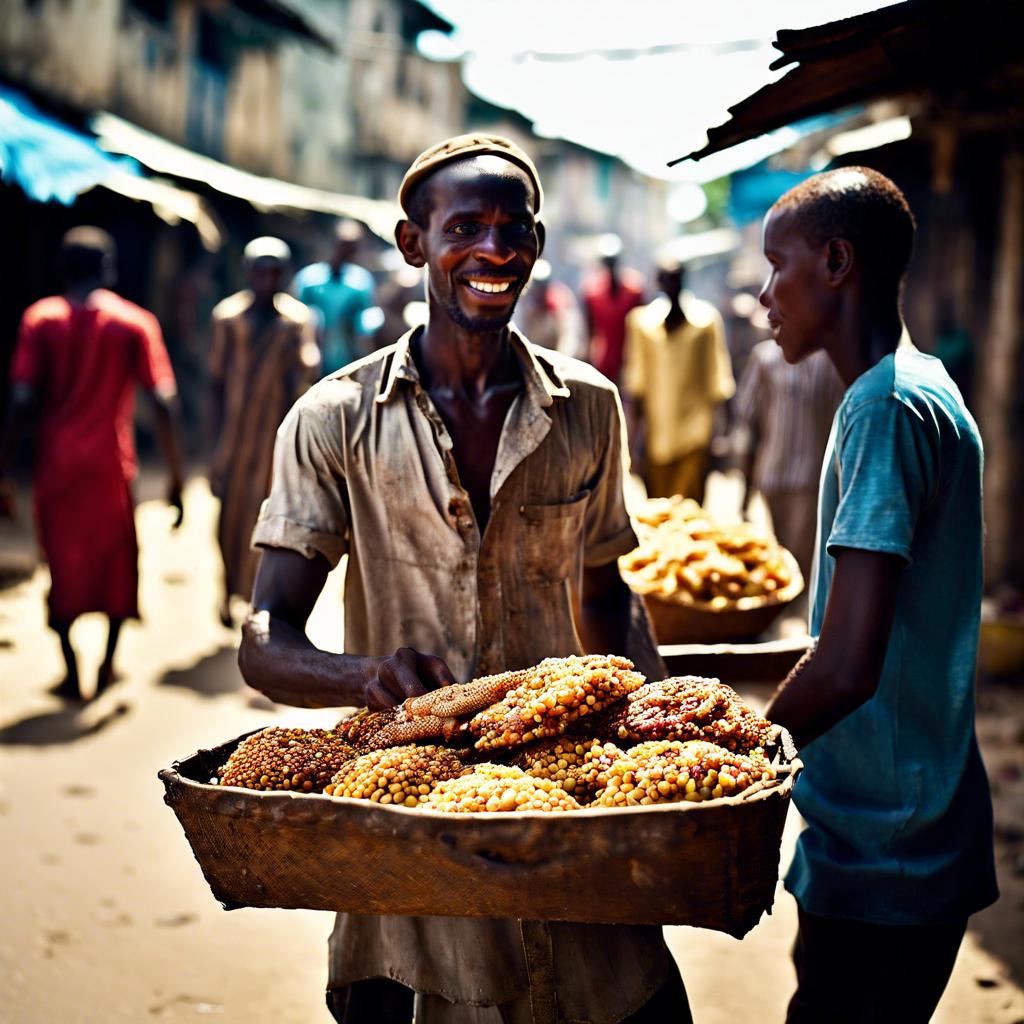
[{"x1": 733, "y1": 339, "x2": 843, "y2": 592}]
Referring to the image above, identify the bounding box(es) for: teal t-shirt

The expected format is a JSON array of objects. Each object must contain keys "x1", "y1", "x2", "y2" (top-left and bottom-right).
[
  {"x1": 786, "y1": 347, "x2": 998, "y2": 925},
  {"x1": 294, "y1": 262, "x2": 375, "y2": 376}
]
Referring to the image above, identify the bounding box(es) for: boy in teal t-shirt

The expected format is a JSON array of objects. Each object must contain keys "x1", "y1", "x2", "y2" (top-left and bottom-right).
[{"x1": 760, "y1": 168, "x2": 997, "y2": 1023}]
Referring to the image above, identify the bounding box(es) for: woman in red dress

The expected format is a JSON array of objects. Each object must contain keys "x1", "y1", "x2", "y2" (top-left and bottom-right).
[{"x1": 1, "y1": 228, "x2": 184, "y2": 700}]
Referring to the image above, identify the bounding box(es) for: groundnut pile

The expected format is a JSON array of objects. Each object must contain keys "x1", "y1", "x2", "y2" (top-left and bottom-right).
[
  {"x1": 215, "y1": 727, "x2": 356, "y2": 793},
  {"x1": 215, "y1": 656, "x2": 779, "y2": 813},
  {"x1": 593, "y1": 739, "x2": 774, "y2": 808},
  {"x1": 323, "y1": 744, "x2": 467, "y2": 806},
  {"x1": 424, "y1": 764, "x2": 582, "y2": 813}
]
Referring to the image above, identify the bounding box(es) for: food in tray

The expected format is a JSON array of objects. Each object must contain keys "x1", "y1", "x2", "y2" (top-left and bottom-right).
[
  {"x1": 215, "y1": 659, "x2": 783, "y2": 812},
  {"x1": 619, "y1": 496, "x2": 794, "y2": 608},
  {"x1": 215, "y1": 727, "x2": 357, "y2": 792},
  {"x1": 334, "y1": 671, "x2": 530, "y2": 751},
  {"x1": 468, "y1": 654, "x2": 645, "y2": 751},
  {"x1": 423, "y1": 763, "x2": 582, "y2": 813},
  {"x1": 511, "y1": 737, "x2": 626, "y2": 802},
  {"x1": 592, "y1": 739, "x2": 775, "y2": 807},
  {"x1": 323, "y1": 744, "x2": 468, "y2": 807},
  {"x1": 595, "y1": 676, "x2": 771, "y2": 753}
]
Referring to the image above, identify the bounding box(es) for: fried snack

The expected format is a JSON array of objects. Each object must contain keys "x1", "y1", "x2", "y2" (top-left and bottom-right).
[
  {"x1": 423, "y1": 763, "x2": 581, "y2": 813},
  {"x1": 600, "y1": 676, "x2": 771, "y2": 753},
  {"x1": 593, "y1": 739, "x2": 775, "y2": 807},
  {"x1": 335, "y1": 704, "x2": 458, "y2": 751},
  {"x1": 511, "y1": 737, "x2": 627, "y2": 803},
  {"x1": 468, "y1": 655, "x2": 645, "y2": 752},
  {"x1": 406, "y1": 672, "x2": 527, "y2": 719},
  {"x1": 620, "y1": 496, "x2": 794, "y2": 608},
  {"x1": 324, "y1": 744, "x2": 467, "y2": 807},
  {"x1": 216, "y1": 727, "x2": 356, "y2": 793}
]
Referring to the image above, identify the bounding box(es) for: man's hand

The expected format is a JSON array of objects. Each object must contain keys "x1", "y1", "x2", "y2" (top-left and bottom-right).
[
  {"x1": 168, "y1": 476, "x2": 184, "y2": 530},
  {"x1": 361, "y1": 647, "x2": 457, "y2": 709}
]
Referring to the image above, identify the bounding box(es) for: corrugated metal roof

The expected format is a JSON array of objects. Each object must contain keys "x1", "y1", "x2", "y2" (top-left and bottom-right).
[{"x1": 675, "y1": 0, "x2": 1024, "y2": 165}]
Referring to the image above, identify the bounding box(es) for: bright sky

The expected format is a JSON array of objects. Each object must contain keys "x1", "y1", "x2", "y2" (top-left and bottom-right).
[{"x1": 418, "y1": 0, "x2": 904, "y2": 181}]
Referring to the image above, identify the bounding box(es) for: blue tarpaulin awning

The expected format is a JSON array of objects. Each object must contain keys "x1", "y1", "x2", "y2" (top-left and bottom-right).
[{"x1": 0, "y1": 85, "x2": 140, "y2": 205}]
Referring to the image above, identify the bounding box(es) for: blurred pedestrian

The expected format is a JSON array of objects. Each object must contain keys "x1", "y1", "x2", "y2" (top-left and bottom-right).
[
  {"x1": 623, "y1": 257, "x2": 734, "y2": 502},
  {"x1": 581, "y1": 233, "x2": 645, "y2": 382},
  {"x1": 733, "y1": 340, "x2": 843, "y2": 589},
  {"x1": 208, "y1": 237, "x2": 319, "y2": 626},
  {"x1": 0, "y1": 227, "x2": 184, "y2": 700},
  {"x1": 516, "y1": 258, "x2": 585, "y2": 358},
  {"x1": 293, "y1": 219, "x2": 376, "y2": 375}
]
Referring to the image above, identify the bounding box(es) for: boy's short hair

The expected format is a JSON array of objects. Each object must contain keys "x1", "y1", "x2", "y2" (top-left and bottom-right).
[{"x1": 772, "y1": 167, "x2": 916, "y2": 294}]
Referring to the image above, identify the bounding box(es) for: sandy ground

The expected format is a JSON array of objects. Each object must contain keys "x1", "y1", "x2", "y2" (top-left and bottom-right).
[{"x1": 1, "y1": 478, "x2": 1022, "y2": 1023}]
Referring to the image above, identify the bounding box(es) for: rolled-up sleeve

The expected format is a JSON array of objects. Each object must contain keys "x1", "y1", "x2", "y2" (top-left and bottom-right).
[
  {"x1": 583, "y1": 387, "x2": 639, "y2": 567},
  {"x1": 252, "y1": 390, "x2": 350, "y2": 567}
]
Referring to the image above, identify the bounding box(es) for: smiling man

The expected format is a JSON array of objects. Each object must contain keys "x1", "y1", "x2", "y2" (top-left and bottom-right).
[{"x1": 238, "y1": 135, "x2": 687, "y2": 1023}]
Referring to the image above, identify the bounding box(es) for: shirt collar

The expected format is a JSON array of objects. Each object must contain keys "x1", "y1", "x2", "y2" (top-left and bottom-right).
[{"x1": 376, "y1": 325, "x2": 571, "y2": 406}]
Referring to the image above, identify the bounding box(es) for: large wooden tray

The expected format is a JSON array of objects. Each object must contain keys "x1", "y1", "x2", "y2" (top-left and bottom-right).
[{"x1": 160, "y1": 731, "x2": 801, "y2": 937}]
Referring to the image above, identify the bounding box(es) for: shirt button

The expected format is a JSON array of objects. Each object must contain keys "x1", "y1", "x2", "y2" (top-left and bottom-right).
[
  {"x1": 457, "y1": 516, "x2": 473, "y2": 532},
  {"x1": 519, "y1": 505, "x2": 525, "y2": 514}
]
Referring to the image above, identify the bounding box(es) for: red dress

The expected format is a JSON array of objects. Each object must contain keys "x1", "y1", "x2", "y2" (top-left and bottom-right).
[{"x1": 10, "y1": 289, "x2": 176, "y2": 623}]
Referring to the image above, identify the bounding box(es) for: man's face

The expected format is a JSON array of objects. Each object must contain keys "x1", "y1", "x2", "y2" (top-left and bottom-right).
[
  {"x1": 759, "y1": 209, "x2": 833, "y2": 364},
  {"x1": 403, "y1": 156, "x2": 543, "y2": 333},
  {"x1": 248, "y1": 258, "x2": 283, "y2": 303}
]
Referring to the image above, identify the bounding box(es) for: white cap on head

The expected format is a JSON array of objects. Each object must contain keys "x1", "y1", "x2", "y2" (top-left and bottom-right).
[
  {"x1": 597, "y1": 233, "x2": 623, "y2": 259},
  {"x1": 243, "y1": 236, "x2": 291, "y2": 263}
]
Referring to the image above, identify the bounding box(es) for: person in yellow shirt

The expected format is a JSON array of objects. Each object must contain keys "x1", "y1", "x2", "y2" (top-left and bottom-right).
[{"x1": 624, "y1": 257, "x2": 734, "y2": 501}]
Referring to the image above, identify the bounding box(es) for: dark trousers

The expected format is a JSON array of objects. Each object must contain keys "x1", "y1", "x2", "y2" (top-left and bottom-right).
[
  {"x1": 327, "y1": 968, "x2": 691, "y2": 1023},
  {"x1": 786, "y1": 907, "x2": 967, "y2": 1024}
]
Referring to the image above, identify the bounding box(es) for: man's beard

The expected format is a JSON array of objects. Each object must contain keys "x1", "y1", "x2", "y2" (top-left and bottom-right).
[{"x1": 440, "y1": 288, "x2": 517, "y2": 333}]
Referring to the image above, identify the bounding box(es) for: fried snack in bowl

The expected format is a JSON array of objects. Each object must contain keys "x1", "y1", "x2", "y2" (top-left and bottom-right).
[{"x1": 620, "y1": 497, "x2": 804, "y2": 642}]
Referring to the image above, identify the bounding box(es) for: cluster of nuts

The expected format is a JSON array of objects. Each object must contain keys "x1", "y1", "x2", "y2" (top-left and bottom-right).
[
  {"x1": 213, "y1": 660, "x2": 784, "y2": 816},
  {"x1": 324, "y1": 744, "x2": 467, "y2": 807},
  {"x1": 592, "y1": 739, "x2": 775, "y2": 807},
  {"x1": 469, "y1": 655, "x2": 645, "y2": 751},
  {"x1": 423, "y1": 763, "x2": 581, "y2": 813},
  {"x1": 512, "y1": 737, "x2": 625, "y2": 803},
  {"x1": 601, "y1": 677, "x2": 771, "y2": 753},
  {"x1": 216, "y1": 727, "x2": 356, "y2": 793}
]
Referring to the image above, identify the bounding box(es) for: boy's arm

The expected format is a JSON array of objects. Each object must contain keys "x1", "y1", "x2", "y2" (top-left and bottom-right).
[{"x1": 765, "y1": 546, "x2": 903, "y2": 748}]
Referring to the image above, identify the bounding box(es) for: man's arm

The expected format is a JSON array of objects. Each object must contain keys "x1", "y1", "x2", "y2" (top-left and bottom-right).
[
  {"x1": 0, "y1": 383, "x2": 34, "y2": 518},
  {"x1": 765, "y1": 547, "x2": 903, "y2": 748},
  {"x1": 239, "y1": 548, "x2": 456, "y2": 709},
  {"x1": 579, "y1": 561, "x2": 666, "y2": 681},
  {"x1": 141, "y1": 389, "x2": 185, "y2": 522}
]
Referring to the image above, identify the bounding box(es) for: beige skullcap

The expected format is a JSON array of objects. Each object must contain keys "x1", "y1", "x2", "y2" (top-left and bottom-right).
[
  {"x1": 243, "y1": 236, "x2": 291, "y2": 263},
  {"x1": 399, "y1": 134, "x2": 543, "y2": 215}
]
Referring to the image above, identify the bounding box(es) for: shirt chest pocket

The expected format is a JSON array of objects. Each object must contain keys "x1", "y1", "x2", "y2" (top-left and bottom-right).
[{"x1": 516, "y1": 491, "x2": 590, "y2": 585}]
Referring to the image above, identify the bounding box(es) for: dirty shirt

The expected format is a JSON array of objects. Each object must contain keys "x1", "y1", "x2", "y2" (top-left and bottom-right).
[
  {"x1": 788, "y1": 347, "x2": 999, "y2": 925},
  {"x1": 252, "y1": 327, "x2": 674, "y2": 1021}
]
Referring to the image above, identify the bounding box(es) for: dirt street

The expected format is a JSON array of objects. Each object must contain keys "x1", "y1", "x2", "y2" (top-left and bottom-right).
[{"x1": 1, "y1": 480, "x2": 1022, "y2": 1023}]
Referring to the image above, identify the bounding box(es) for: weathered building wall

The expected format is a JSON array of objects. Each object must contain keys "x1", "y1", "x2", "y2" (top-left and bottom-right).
[{"x1": 0, "y1": 0, "x2": 121, "y2": 109}]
